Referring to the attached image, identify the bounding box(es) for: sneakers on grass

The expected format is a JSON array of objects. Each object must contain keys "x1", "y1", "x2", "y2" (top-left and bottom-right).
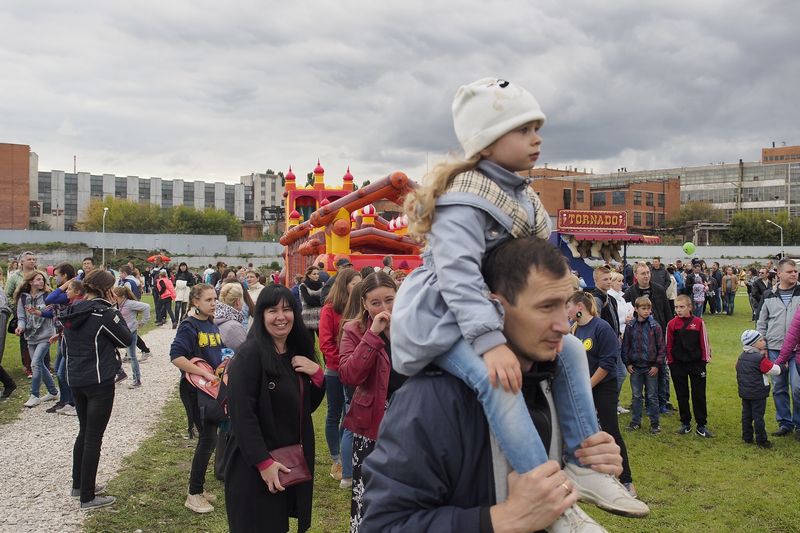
[
  {"x1": 185, "y1": 493, "x2": 214, "y2": 513},
  {"x1": 339, "y1": 478, "x2": 352, "y2": 489},
  {"x1": 80, "y1": 495, "x2": 115, "y2": 510},
  {"x1": 695, "y1": 426, "x2": 714, "y2": 438},
  {"x1": 676, "y1": 424, "x2": 692, "y2": 435},
  {"x1": 546, "y1": 504, "x2": 607, "y2": 532},
  {"x1": 563, "y1": 463, "x2": 650, "y2": 518}
]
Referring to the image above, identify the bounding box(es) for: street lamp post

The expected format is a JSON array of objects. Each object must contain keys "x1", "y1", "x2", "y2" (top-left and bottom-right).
[
  {"x1": 766, "y1": 219, "x2": 784, "y2": 259},
  {"x1": 102, "y1": 207, "x2": 109, "y2": 267}
]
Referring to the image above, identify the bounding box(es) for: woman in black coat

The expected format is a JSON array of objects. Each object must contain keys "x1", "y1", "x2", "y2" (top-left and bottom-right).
[{"x1": 224, "y1": 285, "x2": 325, "y2": 533}]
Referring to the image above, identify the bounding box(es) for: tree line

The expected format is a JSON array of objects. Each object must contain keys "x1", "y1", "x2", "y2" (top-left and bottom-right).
[{"x1": 79, "y1": 198, "x2": 242, "y2": 240}]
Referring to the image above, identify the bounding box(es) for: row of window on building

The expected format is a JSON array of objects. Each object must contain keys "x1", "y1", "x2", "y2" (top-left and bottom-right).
[{"x1": 590, "y1": 190, "x2": 666, "y2": 208}]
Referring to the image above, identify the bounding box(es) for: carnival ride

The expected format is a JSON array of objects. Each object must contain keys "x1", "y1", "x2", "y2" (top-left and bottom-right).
[{"x1": 279, "y1": 161, "x2": 422, "y2": 285}]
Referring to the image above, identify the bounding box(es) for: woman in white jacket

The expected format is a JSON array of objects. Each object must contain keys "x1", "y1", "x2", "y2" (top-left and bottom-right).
[
  {"x1": 112, "y1": 286, "x2": 151, "y2": 389},
  {"x1": 609, "y1": 271, "x2": 633, "y2": 336}
]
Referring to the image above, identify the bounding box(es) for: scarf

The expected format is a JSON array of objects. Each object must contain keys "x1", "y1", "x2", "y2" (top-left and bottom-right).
[{"x1": 215, "y1": 301, "x2": 244, "y2": 323}]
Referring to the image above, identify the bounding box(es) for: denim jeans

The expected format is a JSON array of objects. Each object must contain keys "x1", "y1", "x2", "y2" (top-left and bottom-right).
[
  {"x1": 54, "y1": 341, "x2": 73, "y2": 405},
  {"x1": 72, "y1": 380, "x2": 115, "y2": 502},
  {"x1": 342, "y1": 393, "x2": 354, "y2": 479},
  {"x1": 725, "y1": 292, "x2": 736, "y2": 315},
  {"x1": 658, "y1": 363, "x2": 671, "y2": 409},
  {"x1": 436, "y1": 335, "x2": 598, "y2": 473},
  {"x1": 126, "y1": 331, "x2": 141, "y2": 383},
  {"x1": 693, "y1": 302, "x2": 704, "y2": 317},
  {"x1": 615, "y1": 352, "x2": 627, "y2": 400},
  {"x1": 629, "y1": 367, "x2": 659, "y2": 426},
  {"x1": 767, "y1": 350, "x2": 800, "y2": 430},
  {"x1": 324, "y1": 370, "x2": 345, "y2": 460},
  {"x1": 29, "y1": 341, "x2": 57, "y2": 398},
  {"x1": 714, "y1": 291, "x2": 723, "y2": 314}
]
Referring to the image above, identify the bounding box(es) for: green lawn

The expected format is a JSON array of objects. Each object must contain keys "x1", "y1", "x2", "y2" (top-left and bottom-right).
[{"x1": 73, "y1": 292, "x2": 800, "y2": 531}]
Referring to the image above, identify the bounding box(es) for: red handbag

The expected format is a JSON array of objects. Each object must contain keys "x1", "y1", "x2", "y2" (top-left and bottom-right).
[{"x1": 269, "y1": 376, "x2": 312, "y2": 487}]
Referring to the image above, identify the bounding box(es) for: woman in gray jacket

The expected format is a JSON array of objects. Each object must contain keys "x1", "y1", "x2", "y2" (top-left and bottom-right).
[{"x1": 14, "y1": 270, "x2": 57, "y2": 408}]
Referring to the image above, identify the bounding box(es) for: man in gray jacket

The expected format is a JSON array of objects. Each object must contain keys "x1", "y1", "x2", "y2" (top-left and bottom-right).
[{"x1": 756, "y1": 258, "x2": 800, "y2": 437}]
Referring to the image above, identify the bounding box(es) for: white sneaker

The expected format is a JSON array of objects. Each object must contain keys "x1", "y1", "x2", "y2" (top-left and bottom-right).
[
  {"x1": 58, "y1": 404, "x2": 77, "y2": 416},
  {"x1": 546, "y1": 504, "x2": 607, "y2": 532},
  {"x1": 24, "y1": 395, "x2": 41, "y2": 408},
  {"x1": 617, "y1": 405, "x2": 630, "y2": 414},
  {"x1": 339, "y1": 478, "x2": 352, "y2": 489},
  {"x1": 184, "y1": 493, "x2": 214, "y2": 513},
  {"x1": 564, "y1": 463, "x2": 650, "y2": 518},
  {"x1": 41, "y1": 393, "x2": 58, "y2": 402}
]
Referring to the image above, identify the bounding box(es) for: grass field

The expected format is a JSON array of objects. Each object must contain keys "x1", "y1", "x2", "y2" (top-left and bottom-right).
[{"x1": 6, "y1": 291, "x2": 800, "y2": 531}]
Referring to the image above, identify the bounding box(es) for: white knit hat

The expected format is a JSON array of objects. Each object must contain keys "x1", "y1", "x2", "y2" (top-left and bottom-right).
[
  {"x1": 741, "y1": 330, "x2": 763, "y2": 347},
  {"x1": 452, "y1": 78, "x2": 546, "y2": 159}
]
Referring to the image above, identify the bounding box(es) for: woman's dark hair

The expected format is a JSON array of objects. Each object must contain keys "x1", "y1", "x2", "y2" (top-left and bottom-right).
[
  {"x1": 14, "y1": 270, "x2": 52, "y2": 303},
  {"x1": 54, "y1": 262, "x2": 76, "y2": 280},
  {"x1": 360, "y1": 266, "x2": 375, "y2": 280},
  {"x1": 83, "y1": 270, "x2": 116, "y2": 299},
  {"x1": 244, "y1": 285, "x2": 316, "y2": 373},
  {"x1": 221, "y1": 268, "x2": 237, "y2": 281},
  {"x1": 179, "y1": 262, "x2": 188, "y2": 271},
  {"x1": 667, "y1": 265, "x2": 675, "y2": 274}
]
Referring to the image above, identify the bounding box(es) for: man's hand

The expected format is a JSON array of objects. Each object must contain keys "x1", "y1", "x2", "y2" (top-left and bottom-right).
[
  {"x1": 626, "y1": 364, "x2": 634, "y2": 374},
  {"x1": 484, "y1": 344, "x2": 522, "y2": 394},
  {"x1": 490, "y1": 461, "x2": 577, "y2": 533},
  {"x1": 574, "y1": 432, "x2": 623, "y2": 476},
  {"x1": 648, "y1": 366, "x2": 659, "y2": 377}
]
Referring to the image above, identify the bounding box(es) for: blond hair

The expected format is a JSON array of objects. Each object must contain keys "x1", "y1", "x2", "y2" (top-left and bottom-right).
[
  {"x1": 405, "y1": 154, "x2": 481, "y2": 240},
  {"x1": 610, "y1": 271, "x2": 623, "y2": 283},
  {"x1": 219, "y1": 282, "x2": 243, "y2": 307}
]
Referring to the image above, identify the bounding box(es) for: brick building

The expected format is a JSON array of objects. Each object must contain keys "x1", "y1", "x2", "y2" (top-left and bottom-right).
[
  {"x1": 0, "y1": 143, "x2": 33, "y2": 230},
  {"x1": 762, "y1": 144, "x2": 800, "y2": 164}
]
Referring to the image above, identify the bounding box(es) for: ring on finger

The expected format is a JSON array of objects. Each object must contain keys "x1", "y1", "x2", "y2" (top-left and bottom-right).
[{"x1": 561, "y1": 482, "x2": 571, "y2": 495}]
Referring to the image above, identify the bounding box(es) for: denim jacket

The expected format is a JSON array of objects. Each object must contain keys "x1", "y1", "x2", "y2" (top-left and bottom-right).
[{"x1": 392, "y1": 159, "x2": 551, "y2": 376}]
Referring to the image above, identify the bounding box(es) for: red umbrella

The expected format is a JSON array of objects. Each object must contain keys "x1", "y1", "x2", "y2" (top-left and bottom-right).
[{"x1": 146, "y1": 254, "x2": 171, "y2": 263}]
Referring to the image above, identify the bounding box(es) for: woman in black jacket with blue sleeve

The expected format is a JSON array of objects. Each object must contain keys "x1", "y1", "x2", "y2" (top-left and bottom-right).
[{"x1": 61, "y1": 270, "x2": 132, "y2": 510}]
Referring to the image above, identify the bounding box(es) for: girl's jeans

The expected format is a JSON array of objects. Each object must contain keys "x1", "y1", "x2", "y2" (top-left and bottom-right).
[
  {"x1": 29, "y1": 341, "x2": 57, "y2": 398},
  {"x1": 126, "y1": 331, "x2": 140, "y2": 383},
  {"x1": 55, "y1": 340, "x2": 73, "y2": 405},
  {"x1": 693, "y1": 301, "x2": 704, "y2": 317},
  {"x1": 436, "y1": 335, "x2": 598, "y2": 473},
  {"x1": 324, "y1": 370, "x2": 345, "y2": 460}
]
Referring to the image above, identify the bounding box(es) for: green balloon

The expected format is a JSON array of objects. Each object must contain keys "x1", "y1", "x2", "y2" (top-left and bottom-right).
[{"x1": 683, "y1": 242, "x2": 696, "y2": 255}]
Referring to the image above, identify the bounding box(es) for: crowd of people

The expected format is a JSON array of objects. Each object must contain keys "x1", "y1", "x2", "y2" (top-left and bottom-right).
[{"x1": 2, "y1": 77, "x2": 800, "y2": 532}]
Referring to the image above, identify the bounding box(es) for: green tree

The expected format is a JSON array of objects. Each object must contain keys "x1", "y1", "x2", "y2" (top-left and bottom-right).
[
  {"x1": 665, "y1": 201, "x2": 724, "y2": 229},
  {"x1": 725, "y1": 211, "x2": 800, "y2": 246}
]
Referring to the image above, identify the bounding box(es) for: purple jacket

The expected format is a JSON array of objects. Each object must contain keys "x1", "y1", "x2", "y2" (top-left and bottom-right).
[{"x1": 777, "y1": 310, "x2": 800, "y2": 366}]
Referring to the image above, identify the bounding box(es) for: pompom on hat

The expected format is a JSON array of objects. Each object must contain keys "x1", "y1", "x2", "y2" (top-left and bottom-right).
[
  {"x1": 452, "y1": 78, "x2": 546, "y2": 159},
  {"x1": 741, "y1": 330, "x2": 763, "y2": 347}
]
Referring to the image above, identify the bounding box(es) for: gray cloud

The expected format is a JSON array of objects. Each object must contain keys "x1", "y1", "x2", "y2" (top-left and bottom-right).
[{"x1": 1, "y1": 0, "x2": 798, "y2": 185}]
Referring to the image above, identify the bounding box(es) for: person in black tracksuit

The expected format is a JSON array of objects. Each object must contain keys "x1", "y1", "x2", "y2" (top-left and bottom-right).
[
  {"x1": 737, "y1": 330, "x2": 784, "y2": 448},
  {"x1": 62, "y1": 270, "x2": 132, "y2": 509}
]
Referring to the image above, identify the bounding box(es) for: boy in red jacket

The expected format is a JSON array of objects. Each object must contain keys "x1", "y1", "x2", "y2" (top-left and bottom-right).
[{"x1": 666, "y1": 295, "x2": 713, "y2": 438}]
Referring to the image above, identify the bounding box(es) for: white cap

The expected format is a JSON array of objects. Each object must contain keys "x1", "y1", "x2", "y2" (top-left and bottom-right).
[{"x1": 452, "y1": 78, "x2": 546, "y2": 159}]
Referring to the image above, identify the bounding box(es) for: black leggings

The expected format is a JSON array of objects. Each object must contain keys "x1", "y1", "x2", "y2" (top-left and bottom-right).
[
  {"x1": 136, "y1": 335, "x2": 150, "y2": 353},
  {"x1": 592, "y1": 378, "x2": 632, "y2": 484},
  {"x1": 189, "y1": 421, "x2": 218, "y2": 495},
  {"x1": 72, "y1": 381, "x2": 115, "y2": 502}
]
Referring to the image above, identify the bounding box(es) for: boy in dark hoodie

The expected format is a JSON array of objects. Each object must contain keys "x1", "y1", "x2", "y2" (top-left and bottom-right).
[
  {"x1": 736, "y1": 330, "x2": 783, "y2": 448},
  {"x1": 622, "y1": 297, "x2": 666, "y2": 433}
]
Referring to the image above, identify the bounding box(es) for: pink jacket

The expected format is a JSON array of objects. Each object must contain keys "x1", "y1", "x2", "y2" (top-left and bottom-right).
[{"x1": 777, "y1": 311, "x2": 800, "y2": 366}]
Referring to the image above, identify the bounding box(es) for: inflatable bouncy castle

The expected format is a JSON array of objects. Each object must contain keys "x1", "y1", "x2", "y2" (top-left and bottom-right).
[{"x1": 279, "y1": 161, "x2": 422, "y2": 285}]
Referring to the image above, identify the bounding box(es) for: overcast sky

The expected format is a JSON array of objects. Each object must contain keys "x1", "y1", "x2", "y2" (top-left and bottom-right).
[{"x1": 2, "y1": 1, "x2": 799, "y2": 185}]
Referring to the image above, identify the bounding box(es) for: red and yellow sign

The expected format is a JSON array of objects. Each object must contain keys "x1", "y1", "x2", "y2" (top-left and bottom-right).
[{"x1": 558, "y1": 210, "x2": 627, "y2": 232}]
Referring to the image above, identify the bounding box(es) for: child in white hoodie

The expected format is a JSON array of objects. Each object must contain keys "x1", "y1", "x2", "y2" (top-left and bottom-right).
[{"x1": 112, "y1": 286, "x2": 151, "y2": 389}]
